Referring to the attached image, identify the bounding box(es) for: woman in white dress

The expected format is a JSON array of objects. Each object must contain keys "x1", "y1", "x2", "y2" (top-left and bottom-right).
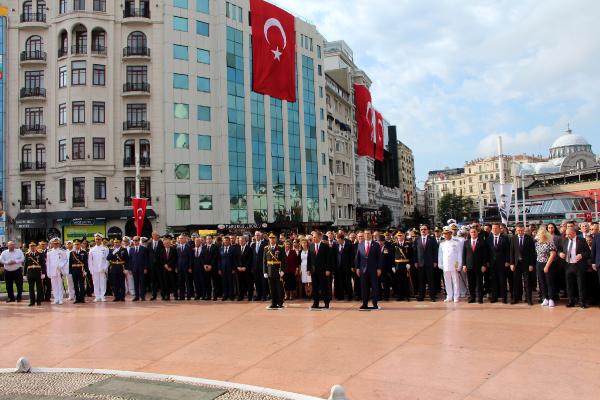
[{"x1": 299, "y1": 238, "x2": 312, "y2": 298}]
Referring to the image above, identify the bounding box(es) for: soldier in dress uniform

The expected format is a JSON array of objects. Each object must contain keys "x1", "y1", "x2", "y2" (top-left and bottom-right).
[
  {"x1": 25, "y1": 242, "x2": 45, "y2": 306},
  {"x1": 438, "y1": 227, "x2": 463, "y2": 303},
  {"x1": 69, "y1": 239, "x2": 88, "y2": 303},
  {"x1": 46, "y1": 237, "x2": 69, "y2": 305},
  {"x1": 263, "y1": 233, "x2": 285, "y2": 309},
  {"x1": 393, "y1": 231, "x2": 412, "y2": 301},
  {"x1": 38, "y1": 240, "x2": 51, "y2": 302},
  {"x1": 107, "y1": 238, "x2": 129, "y2": 301},
  {"x1": 89, "y1": 233, "x2": 109, "y2": 302},
  {"x1": 378, "y1": 235, "x2": 395, "y2": 301}
]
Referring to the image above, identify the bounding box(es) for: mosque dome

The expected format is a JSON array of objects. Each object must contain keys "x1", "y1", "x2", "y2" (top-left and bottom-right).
[{"x1": 549, "y1": 128, "x2": 592, "y2": 159}]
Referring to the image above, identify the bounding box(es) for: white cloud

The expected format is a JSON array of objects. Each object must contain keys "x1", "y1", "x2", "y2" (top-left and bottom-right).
[{"x1": 475, "y1": 126, "x2": 560, "y2": 158}]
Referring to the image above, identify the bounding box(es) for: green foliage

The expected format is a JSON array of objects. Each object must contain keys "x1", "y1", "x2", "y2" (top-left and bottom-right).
[{"x1": 437, "y1": 193, "x2": 473, "y2": 222}]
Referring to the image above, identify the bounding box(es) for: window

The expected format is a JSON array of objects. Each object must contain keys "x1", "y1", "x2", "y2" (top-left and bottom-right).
[
  {"x1": 91, "y1": 29, "x2": 106, "y2": 52},
  {"x1": 58, "y1": 66, "x2": 67, "y2": 88},
  {"x1": 127, "y1": 104, "x2": 147, "y2": 124},
  {"x1": 124, "y1": 177, "x2": 151, "y2": 205},
  {"x1": 92, "y1": 64, "x2": 105, "y2": 86},
  {"x1": 198, "y1": 164, "x2": 212, "y2": 180},
  {"x1": 73, "y1": 0, "x2": 85, "y2": 11},
  {"x1": 24, "y1": 107, "x2": 43, "y2": 127},
  {"x1": 199, "y1": 195, "x2": 212, "y2": 210},
  {"x1": 175, "y1": 164, "x2": 190, "y2": 179},
  {"x1": 59, "y1": 179, "x2": 66, "y2": 202},
  {"x1": 24, "y1": 70, "x2": 43, "y2": 88},
  {"x1": 59, "y1": 103, "x2": 67, "y2": 125},
  {"x1": 174, "y1": 103, "x2": 189, "y2": 119},
  {"x1": 317, "y1": 45, "x2": 321, "y2": 58},
  {"x1": 173, "y1": 73, "x2": 189, "y2": 89},
  {"x1": 176, "y1": 195, "x2": 191, "y2": 210},
  {"x1": 225, "y1": 1, "x2": 242, "y2": 21},
  {"x1": 173, "y1": 44, "x2": 188, "y2": 60},
  {"x1": 173, "y1": 16, "x2": 188, "y2": 32},
  {"x1": 124, "y1": 140, "x2": 135, "y2": 165},
  {"x1": 21, "y1": 182, "x2": 32, "y2": 206},
  {"x1": 22, "y1": 145, "x2": 33, "y2": 164},
  {"x1": 197, "y1": 134, "x2": 211, "y2": 150},
  {"x1": 58, "y1": 139, "x2": 66, "y2": 161},
  {"x1": 72, "y1": 101, "x2": 85, "y2": 123},
  {"x1": 92, "y1": 102, "x2": 105, "y2": 123},
  {"x1": 196, "y1": 76, "x2": 210, "y2": 92},
  {"x1": 94, "y1": 177, "x2": 106, "y2": 200},
  {"x1": 73, "y1": 177, "x2": 85, "y2": 204},
  {"x1": 174, "y1": 0, "x2": 188, "y2": 8},
  {"x1": 127, "y1": 31, "x2": 147, "y2": 51},
  {"x1": 196, "y1": 20, "x2": 209, "y2": 36},
  {"x1": 93, "y1": 0, "x2": 106, "y2": 12},
  {"x1": 196, "y1": 0, "x2": 209, "y2": 13},
  {"x1": 92, "y1": 138, "x2": 105, "y2": 159},
  {"x1": 174, "y1": 132, "x2": 189, "y2": 149},
  {"x1": 72, "y1": 137, "x2": 85, "y2": 160},
  {"x1": 59, "y1": 0, "x2": 67, "y2": 14},
  {"x1": 197, "y1": 105, "x2": 210, "y2": 121},
  {"x1": 318, "y1": 64, "x2": 322, "y2": 76},
  {"x1": 126, "y1": 65, "x2": 147, "y2": 85},
  {"x1": 196, "y1": 48, "x2": 210, "y2": 64},
  {"x1": 71, "y1": 61, "x2": 86, "y2": 85},
  {"x1": 319, "y1": 86, "x2": 323, "y2": 98}
]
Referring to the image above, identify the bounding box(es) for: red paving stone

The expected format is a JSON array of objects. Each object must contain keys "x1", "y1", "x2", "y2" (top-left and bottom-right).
[{"x1": 1, "y1": 300, "x2": 599, "y2": 399}]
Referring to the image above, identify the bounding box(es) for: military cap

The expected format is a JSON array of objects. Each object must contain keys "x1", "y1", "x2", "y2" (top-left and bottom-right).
[
  {"x1": 94, "y1": 233, "x2": 104, "y2": 239},
  {"x1": 434, "y1": 227, "x2": 442, "y2": 232},
  {"x1": 113, "y1": 238, "x2": 121, "y2": 243},
  {"x1": 28, "y1": 241, "x2": 37, "y2": 247},
  {"x1": 73, "y1": 239, "x2": 81, "y2": 244},
  {"x1": 268, "y1": 232, "x2": 277, "y2": 239},
  {"x1": 66, "y1": 240, "x2": 73, "y2": 245},
  {"x1": 450, "y1": 223, "x2": 459, "y2": 230},
  {"x1": 39, "y1": 240, "x2": 47, "y2": 245},
  {"x1": 395, "y1": 231, "x2": 405, "y2": 237},
  {"x1": 442, "y1": 227, "x2": 451, "y2": 234},
  {"x1": 49, "y1": 237, "x2": 61, "y2": 244},
  {"x1": 122, "y1": 236, "x2": 131, "y2": 242},
  {"x1": 447, "y1": 219, "x2": 457, "y2": 225}
]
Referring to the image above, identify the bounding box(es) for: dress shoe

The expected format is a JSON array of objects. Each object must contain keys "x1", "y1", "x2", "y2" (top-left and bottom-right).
[
  {"x1": 310, "y1": 303, "x2": 321, "y2": 310},
  {"x1": 28, "y1": 303, "x2": 35, "y2": 307},
  {"x1": 468, "y1": 299, "x2": 475, "y2": 304},
  {"x1": 36, "y1": 302, "x2": 42, "y2": 306},
  {"x1": 141, "y1": 298, "x2": 146, "y2": 301},
  {"x1": 324, "y1": 303, "x2": 330, "y2": 309},
  {"x1": 527, "y1": 300, "x2": 534, "y2": 306},
  {"x1": 478, "y1": 299, "x2": 483, "y2": 304},
  {"x1": 359, "y1": 304, "x2": 369, "y2": 310},
  {"x1": 150, "y1": 296, "x2": 157, "y2": 301},
  {"x1": 566, "y1": 303, "x2": 575, "y2": 308},
  {"x1": 6, "y1": 299, "x2": 14, "y2": 303},
  {"x1": 548, "y1": 299, "x2": 555, "y2": 307},
  {"x1": 510, "y1": 300, "x2": 518, "y2": 305},
  {"x1": 580, "y1": 303, "x2": 588, "y2": 309},
  {"x1": 132, "y1": 298, "x2": 139, "y2": 302},
  {"x1": 502, "y1": 298, "x2": 508, "y2": 304}
]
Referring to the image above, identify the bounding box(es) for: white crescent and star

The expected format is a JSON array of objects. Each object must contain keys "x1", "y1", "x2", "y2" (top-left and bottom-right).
[
  {"x1": 263, "y1": 17, "x2": 287, "y2": 61},
  {"x1": 366, "y1": 102, "x2": 375, "y2": 140},
  {"x1": 136, "y1": 208, "x2": 143, "y2": 219}
]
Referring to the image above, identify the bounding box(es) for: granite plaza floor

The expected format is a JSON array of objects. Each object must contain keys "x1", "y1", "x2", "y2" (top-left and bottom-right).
[{"x1": 1, "y1": 299, "x2": 599, "y2": 400}]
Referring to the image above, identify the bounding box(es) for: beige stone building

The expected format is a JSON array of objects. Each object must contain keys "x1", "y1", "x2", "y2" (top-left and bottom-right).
[{"x1": 397, "y1": 140, "x2": 416, "y2": 223}]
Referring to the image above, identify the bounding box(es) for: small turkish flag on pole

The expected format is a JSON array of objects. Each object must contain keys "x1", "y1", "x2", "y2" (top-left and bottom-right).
[
  {"x1": 131, "y1": 197, "x2": 147, "y2": 237},
  {"x1": 250, "y1": 0, "x2": 296, "y2": 102},
  {"x1": 354, "y1": 84, "x2": 374, "y2": 158},
  {"x1": 375, "y1": 110, "x2": 384, "y2": 161}
]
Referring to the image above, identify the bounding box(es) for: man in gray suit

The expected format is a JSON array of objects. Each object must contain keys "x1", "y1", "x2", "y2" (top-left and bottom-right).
[{"x1": 355, "y1": 230, "x2": 383, "y2": 310}]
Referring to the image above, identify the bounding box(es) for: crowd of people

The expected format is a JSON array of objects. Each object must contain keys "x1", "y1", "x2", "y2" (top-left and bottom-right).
[{"x1": 2, "y1": 219, "x2": 600, "y2": 310}]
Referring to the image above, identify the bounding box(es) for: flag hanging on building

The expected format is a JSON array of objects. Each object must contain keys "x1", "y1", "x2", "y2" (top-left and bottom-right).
[
  {"x1": 131, "y1": 197, "x2": 148, "y2": 237},
  {"x1": 375, "y1": 110, "x2": 384, "y2": 161},
  {"x1": 250, "y1": 0, "x2": 296, "y2": 102},
  {"x1": 494, "y1": 183, "x2": 513, "y2": 225},
  {"x1": 354, "y1": 84, "x2": 374, "y2": 158}
]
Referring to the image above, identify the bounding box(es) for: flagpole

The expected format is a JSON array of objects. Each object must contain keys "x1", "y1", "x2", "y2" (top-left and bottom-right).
[{"x1": 135, "y1": 143, "x2": 141, "y2": 199}]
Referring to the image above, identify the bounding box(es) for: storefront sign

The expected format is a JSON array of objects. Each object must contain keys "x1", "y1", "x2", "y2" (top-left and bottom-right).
[{"x1": 64, "y1": 225, "x2": 106, "y2": 240}]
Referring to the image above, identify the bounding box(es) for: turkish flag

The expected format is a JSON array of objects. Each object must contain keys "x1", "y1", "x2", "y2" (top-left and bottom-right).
[
  {"x1": 251, "y1": 0, "x2": 296, "y2": 102},
  {"x1": 354, "y1": 84, "x2": 374, "y2": 157},
  {"x1": 131, "y1": 197, "x2": 148, "y2": 237},
  {"x1": 375, "y1": 110, "x2": 384, "y2": 161}
]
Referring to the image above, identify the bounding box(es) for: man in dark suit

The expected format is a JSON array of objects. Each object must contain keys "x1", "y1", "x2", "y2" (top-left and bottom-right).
[
  {"x1": 592, "y1": 230, "x2": 600, "y2": 301},
  {"x1": 128, "y1": 236, "x2": 149, "y2": 301},
  {"x1": 462, "y1": 226, "x2": 489, "y2": 303},
  {"x1": 509, "y1": 223, "x2": 537, "y2": 305},
  {"x1": 355, "y1": 230, "x2": 382, "y2": 310},
  {"x1": 219, "y1": 236, "x2": 239, "y2": 301},
  {"x1": 203, "y1": 235, "x2": 220, "y2": 300},
  {"x1": 237, "y1": 235, "x2": 253, "y2": 301},
  {"x1": 251, "y1": 231, "x2": 268, "y2": 301},
  {"x1": 174, "y1": 235, "x2": 193, "y2": 300},
  {"x1": 333, "y1": 233, "x2": 354, "y2": 301},
  {"x1": 560, "y1": 227, "x2": 591, "y2": 308},
  {"x1": 308, "y1": 231, "x2": 332, "y2": 309},
  {"x1": 147, "y1": 231, "x2": 165, "y2": 301},
  {"x1": 161, "y1": 236, "x2": 178, "y2": 300},
  {"x1": 487, "y1": 223, "x2": 510, "y2": 303},
  {"x1": 413, "y1": 225, "x2": 439, "y2": 302},
  {"x1": 191, "y1": 236, "x2": 205, "y2": 300}
]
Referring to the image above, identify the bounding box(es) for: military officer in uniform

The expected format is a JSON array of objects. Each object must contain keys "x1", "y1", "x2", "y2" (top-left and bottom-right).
[
  {"x1": 378, "y1": 235, "x2": 395, "y2": 301},
  {"x1": 107, "y1": 238, "x2": 129, "y2": 301},
  {"x1": 263, "y1": 233, "x2": 285, "y2": 309},
  {"x1": 69, "y1": 239, "x2": 88, "y2": 304},
  {"x1": 25, "y1": 242, "x2": 45, "y2": 306},
  {"x1": 46, "y1": 237, "x2": 69, "y2": 305},
  {"x1": 38, "y1": 240, "x2": 51, "y2": 302},
  {"x1": 89, "y1": 233, "x2": 109, "y2": 302},
  {"x1": 393, "y1": 231, "x2": 412, "y2": 301}
]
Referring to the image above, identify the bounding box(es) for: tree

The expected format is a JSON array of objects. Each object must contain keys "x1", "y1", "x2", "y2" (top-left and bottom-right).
[
  {"x1": 404, "y1": 209, "x2": 428, "y2": 228},
  {"x1": 378, "y1": 205, "x2": 393, "y2": 228},
  {"x1": 437, "y1": 193, "x2": 473, "y2": 223}
]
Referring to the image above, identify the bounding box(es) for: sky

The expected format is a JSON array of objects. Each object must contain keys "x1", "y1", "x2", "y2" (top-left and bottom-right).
[{"x1": 270, "y1": 0, "x2": 600, "y2": 186}]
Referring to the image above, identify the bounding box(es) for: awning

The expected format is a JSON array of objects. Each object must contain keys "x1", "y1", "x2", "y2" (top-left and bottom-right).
[
  {"x1": 15, "y1": 214, "x2": 47, "y2": 229},
  {"x1": 15, "y1": 209, "x2": 157, "y2": 229}
]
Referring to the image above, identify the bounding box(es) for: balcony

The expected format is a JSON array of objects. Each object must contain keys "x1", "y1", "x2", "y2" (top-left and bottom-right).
[
  {"x1": 123, "y1": 46, "x2": 151, "y2": 59},
  {"x1": 125, "y1": 196, "x2": 152, "y2": 206},
  {"x1": 20, "y1": 87, "x2": 46, "y2": 101},
  {"x1": 91, "y1": 46, "x2": 108, "y2": 56},
  {"x1": 71, "y1": 45, "x2": 87, "y2": 55},
  {"x1": 20, "y1": 13, "x2": 47, "y2": 27},
  {"x1": 20, "y1": 125, "x2": 46, "y2": 136},
  {"x1": 20, "y1": 50, "x2": 47, "y2": 64},
  {"x1": 123, "y1": 8, "x2": 151, "y2": 23},
  {"x1": 123, "y1": 120, "x2": 150, "y2": 132},
  {"x1": 35, "y1": 200, "x2": 47, "y2": 209},
  {"x1": 73, "y1": 198, "x2": 86, "y2": 208},
  {"x1": 58, "y1": 48, "x2": 68, "y2": 58},
  {"x1": 20, "y1": 201, "x2": 34, "y2": 210},
  {"x1": 20, "y1": 161, "x2": 46, "y2": 172},
  {"x1": 122, "y1": 82, "x2": 150, "y2": 96},
  {"x1": 123, "y1": 157, "x2": 150, "y2": 168}
]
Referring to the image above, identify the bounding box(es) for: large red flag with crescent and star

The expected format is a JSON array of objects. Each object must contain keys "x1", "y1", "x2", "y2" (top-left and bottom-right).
[
  {"x1": 354, "y1": 84, "x2": 374, "y2": 158},
  {"x1": 250, "y1": 0, "x2": 296, "y2": 102},
  {"x1": 375, "y1": 110, "x2": 384, "y2": 161},
  {"x1": 131, "y1": 197, "x2": 147, "y2": 237}
]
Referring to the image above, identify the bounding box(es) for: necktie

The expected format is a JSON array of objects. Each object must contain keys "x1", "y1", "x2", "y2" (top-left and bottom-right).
[
  {"x1": 567, "y1": 239, "x2": 573, "y2": 263},
  {"x1": 519, "y1": 236, "x2": 523, "y2": 249},
  {"x1": 472, "y1": 240, "x2": 476, "y2": 252},
  {"x1": 494, "y1": 237, "x2": 498, "y2": 248},
  {"x1": 196, "y1": 247, "x2": 200, "y2": 257},
  {"x1": 422, "y1": 237, "x2": 426, "y2": 248},
  {"x1": 153, "y1": 241, "x2": 156, "y2": 250},
  {"x1": 315, "y1": 244, "x2": 319, "y2": 256},
  {"x1": 366, "y1": 242, "x2": 370, "y2": 256}
]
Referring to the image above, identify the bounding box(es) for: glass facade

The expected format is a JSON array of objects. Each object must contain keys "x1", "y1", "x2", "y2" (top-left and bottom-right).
[
  {"x1": 270, "y1": 98, "x2": 286, "y2": 219},
  {"x1": 0, "y1": 15, "x2": 4, "y2": 207},
  {"x1": 226, "y1": 27, "x2": 247, "y2": 223},
  {"x1": 251, "y1": 92, "x2": 267, "y2": 223},
  {"x1": 288, "y1": 72, "x2": 303, "y2": 222},
  {"x1": 302, "y1": 55, "x2": 319, "y2": 221}
]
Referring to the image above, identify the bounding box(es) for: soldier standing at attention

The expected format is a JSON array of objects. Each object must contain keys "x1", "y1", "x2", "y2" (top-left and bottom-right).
[
  {"x1": 89, "y1": 233, "x2": 109, "y2": 302},
  {"x1": 37, "y1": 240, "x2": 51, "y2": 302},
  {"x1": 393, "y1": 231, "x2": 412, "y2": 301},
  {"x1": 69, "y1": 240, "x2": 88, "y2": 304},
  {"x1": 46, "y1": 238, "x2": 68, "y2": 305},
  {"x1": 263, "y1": 233, "x2": 285, "y2": 309},
  {"x1": 25, "y1": 242, "x2": 45, "y2": 306},
  {"x1": 107, "y1": 238, "x2": 129, "y2": 302}
]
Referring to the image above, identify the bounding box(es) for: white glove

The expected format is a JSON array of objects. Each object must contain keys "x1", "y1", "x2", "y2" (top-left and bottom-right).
[
  {"x1": 41, "y1": 274, "x2": 46, "y2": 279},
  {"x1": 392, "y1": 267, "x2": 396, "y2": 273},
  {"x1": 263, "y1": 273, "x2": 268, "y2": 279},
  {"x1": 279, "y1": 271, "x2": 284, "y2": 277},
  {"x1": 406, "y1": 264, "x2": 410, "y2": 269}
]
